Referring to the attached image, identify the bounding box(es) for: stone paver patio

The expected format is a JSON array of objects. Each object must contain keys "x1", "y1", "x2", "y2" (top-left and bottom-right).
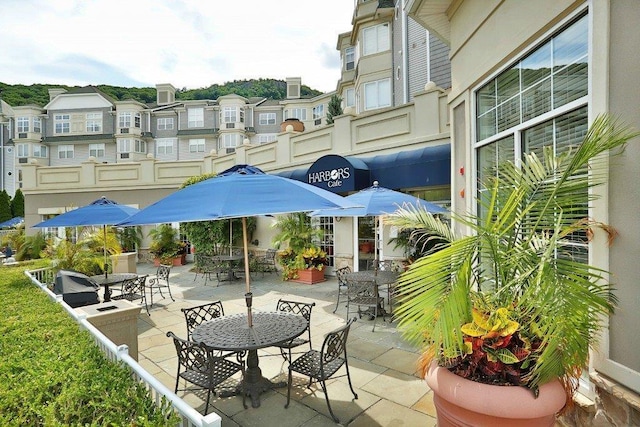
[{"x1": 134, "y1": 262, "x2": 437, "y2": 426}]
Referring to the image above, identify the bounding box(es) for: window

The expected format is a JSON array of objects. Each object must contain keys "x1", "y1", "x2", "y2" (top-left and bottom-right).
[
  {"x1": 86, "y1": 112, "x2": 102, "y2": 133},
  {"x1": 345, "y1": 88, "x2": 355, "y2": 108},
  {"x1": 284, "y1": 108, "x2": 307, "y2": 120},
  {"x1": 258, "y1": 134, "x2": 277, "y2": 144},
  {"x1": 120, "y1": 139, "x2": 146, "y2": 153},
  {"x1": 188, "y1": 108, "x2": 204, "y2": 127},
  {"x1": 156, "y1": 138, "x2": 174, "y2": 155},
  {"x1": 259, "y1": 113, "x2": 276, "y2": 125},
  {"x1": 219, "y1": 133, "x2": 240, "y2": 149},
  {"x1": 222, "y1": 107, "x2": 237, "y2": 123},
  {"x1": 313, "y1": 104, "x2": 325, "y2": 120},
  {"x1": 189, "y1": 138, "x2": 205, "y2": 153},
  {"x1": 344, "y1": 46, "x2": 355, "y2": 70},
  {"x1": 58, "y1": 145, "x2": 74, "y2": 159},
  {"x1": 134, "y1": 112, "x2": 141, "y2": 128},
  {"x1": 89, "y1": 143, "x2": 105, "y2": 157},
  {"x1": 157, "y1": 117, "x2": 174, "y2": 130},
  {"x1": 33, "y1": 144, "x2": 47, "y2": 158},
  {"x1": 476, "y1": 15, "x2": 588, "y2": 142},
  {"x1": 54, "y1": 114, "x2": 70, "y2": 134},
  {"x1": 134, "y1": 139, "x2": 146, "y2": 153},
  {"x1": 364, "y1": 79, "x2": 391, "y2": 110},
  {"x1": 363, "y1": 23, "x2": 389, "y2": 56},
  {"x1": 17, "y1": 117, "x2": 29, "y2": 133},
  {"x1": 16, "y1": 144, "x2": 28, "y2": 157},
  {"x1": 119, "y1": 112, "x2": 132, "y2": 128},
  {"x1": 33, "y1": 117, "x2": 41, "y2": 133}
]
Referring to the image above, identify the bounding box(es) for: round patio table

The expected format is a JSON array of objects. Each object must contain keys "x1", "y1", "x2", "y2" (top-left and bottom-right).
[
  {"x1": 192, "y1": 311, "x2": 307, "y2": 408},
  {"x1": 344, "y1": 270, "x2": 398, "y2": 317},
  {"x1": 90, "y1": 273, "x2": 138, "y2": 302}
]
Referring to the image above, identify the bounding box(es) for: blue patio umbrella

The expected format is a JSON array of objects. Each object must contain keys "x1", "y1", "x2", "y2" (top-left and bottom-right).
[
  {"x1": 310, "y1": 181, "x2": 447, "y2": 264},
  {"x1": 0, "y1": 216, "x2": 23, "y2": 228},
  {"x1": 117, "y1": 164, "x2": 361, "y2": 325},
  {"x1": 33, "y1": 197, "x2": 140, "y2": 278}
]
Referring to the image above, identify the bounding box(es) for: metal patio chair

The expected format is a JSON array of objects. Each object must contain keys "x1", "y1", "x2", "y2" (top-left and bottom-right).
[
  {"x1": 111, "y1": 274, "x2": 149, "y2": 315},
  {"x1": 285, "y1": 318, "x2": 358, "y2": 423},
  {"x1": 167, "y1": 331, "x2": 246, "y2": 413},
  {"x1": 273, "y1": 299, "x2": 316, "y2": 362}
]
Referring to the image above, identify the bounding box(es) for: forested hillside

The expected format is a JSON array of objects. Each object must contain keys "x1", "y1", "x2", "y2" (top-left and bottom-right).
[{"x1": 0, "y1": 79, "x2": 323, "y2": 107}]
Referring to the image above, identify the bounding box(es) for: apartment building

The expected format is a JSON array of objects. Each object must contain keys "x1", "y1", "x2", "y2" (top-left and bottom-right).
[
  {"x1": 406, "y1": 0, "x2": 640, "y2": 424},
  {"x1": 3, "y1": 0, "x2": 453, "y2": 273}
]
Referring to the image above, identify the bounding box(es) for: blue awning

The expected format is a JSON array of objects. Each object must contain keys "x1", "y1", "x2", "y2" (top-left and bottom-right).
[
  {"x1": 277, "y1": 145, "x2": 450, "y2": 193},
  {"x1": 363, "y1": 144, "x2": 450, "y2": 190},
  {"x1": 0, "y1": 216, "x2": 23, "y2": 228}
]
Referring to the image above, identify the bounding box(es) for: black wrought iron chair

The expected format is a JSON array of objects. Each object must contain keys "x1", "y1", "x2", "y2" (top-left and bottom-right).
[
  {"x1": 146, "y1": 264, "x2": 174, "y2": 306},
  {"x1": 273, "y1": 299, "x2": 316, "y2": 362},
  {"x1": 111, "y1": 274, "x2": 149, "y2": 315},
  {"x1": 333, "y1": 266, "x2": 352, "y2": 313},
  {"x1": 255, "y1": 248, "x2": 278, "y2": 276},
  {"x1": 167, "y1": 331, "x2": 246, "y2": 413},
  {"x1": 345, "y1": 276, "x2": 386, "y2": 332},
  {"x1": 181, "y1": 301, "x2": 246, "y2": 362},
  {"x1": 285, "y1": 318, "x2": 358, "y2": 423}
]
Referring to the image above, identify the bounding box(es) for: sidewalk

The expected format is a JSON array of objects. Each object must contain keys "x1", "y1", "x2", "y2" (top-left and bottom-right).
[{"x1": 135, "y1": 262, "x2": 437, "y2": 426}]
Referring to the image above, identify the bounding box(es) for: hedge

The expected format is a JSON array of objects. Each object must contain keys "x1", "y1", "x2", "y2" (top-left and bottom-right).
[{"x1": 0, "y1": 261, "x2": 178, "y2": 426}]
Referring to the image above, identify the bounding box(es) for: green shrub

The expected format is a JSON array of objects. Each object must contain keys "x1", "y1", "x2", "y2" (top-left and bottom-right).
[{"x1": 0, "y1": 263, "x2": 179, "y2": 426}]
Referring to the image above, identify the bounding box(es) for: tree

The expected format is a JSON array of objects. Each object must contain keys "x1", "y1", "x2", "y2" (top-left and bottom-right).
[
  {"x1": 0, "y1": 190, "x2": 11, "y2": 222},
  {"x1": 326, "y1": 94, "x2": 343, "y2": 125},
  {"x1": 11, "y1": 189, "x2": 24, "y2": 218}
]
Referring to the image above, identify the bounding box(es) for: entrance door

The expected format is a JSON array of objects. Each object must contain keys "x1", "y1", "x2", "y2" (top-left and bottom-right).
[{"x1": 312, "y1": 216, "x2": 335, "y2": 275}]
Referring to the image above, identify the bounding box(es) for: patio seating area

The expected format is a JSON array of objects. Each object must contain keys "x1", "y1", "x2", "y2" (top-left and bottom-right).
[{"x1": 133, "y1": 261, "x2": 438, "y2": 426}]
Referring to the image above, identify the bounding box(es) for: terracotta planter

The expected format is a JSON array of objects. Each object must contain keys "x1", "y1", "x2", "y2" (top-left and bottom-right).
[
  {"x1": 426, "y1": 362, "x2": 566, "y2": 427},
  {"x1": 291, "y1": 268, "x2": 325, "y2": 284},
  {"x1": 154, "y1": 253, "x2": 186, "y2": 267}
]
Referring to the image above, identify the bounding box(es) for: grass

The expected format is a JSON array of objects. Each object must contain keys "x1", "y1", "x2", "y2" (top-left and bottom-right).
[{"x1": 0, "y1": 261, "x2": 179, "y2": 426}]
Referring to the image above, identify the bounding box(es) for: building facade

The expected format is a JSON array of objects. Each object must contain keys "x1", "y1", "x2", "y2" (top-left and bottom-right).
[
  {"x1": 406, "y1": 0, "x2": 640, "y2": 424},
  {"x1": 8, "y1": 0, "x2": 452, "y2": 274}
]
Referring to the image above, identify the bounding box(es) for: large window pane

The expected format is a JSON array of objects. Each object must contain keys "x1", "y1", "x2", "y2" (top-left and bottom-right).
[
  {"x1": 521, "y1": 41, "x2": 552, "y2": 90},
  {"x1": 496, "y1": 96, "x2": 520, "y2": 133},
  {"x1": 522, "y1": 79, "x2": 551, "y2": 122},
  {"x1": 496, "y1": 69, "x2": 520, "y2": 104}
]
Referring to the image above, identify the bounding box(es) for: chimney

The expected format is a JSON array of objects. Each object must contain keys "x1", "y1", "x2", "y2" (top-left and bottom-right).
[
  {"x1": 156, "y1": 83, "x2": 176, "y2": 105},
  {"x1": 286, "y1": 77, "x2": 301, "y2": 99},
  {"x1": 48, "y1": 88, "x2": 67, "y2": 101}
]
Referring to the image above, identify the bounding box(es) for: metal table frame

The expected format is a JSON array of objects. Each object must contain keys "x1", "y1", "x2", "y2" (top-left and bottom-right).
[
  {"x1": 90, "y1": 273, "x2": 139, "y2": 302},
  {"x1": 192, "y1": 311, "x2": 307, "y2": 408}
]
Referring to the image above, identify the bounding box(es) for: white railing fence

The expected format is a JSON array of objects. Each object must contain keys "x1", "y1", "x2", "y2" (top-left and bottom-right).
[{"x1": 25, "y1": 268, "x2": 222, "y2": 427}]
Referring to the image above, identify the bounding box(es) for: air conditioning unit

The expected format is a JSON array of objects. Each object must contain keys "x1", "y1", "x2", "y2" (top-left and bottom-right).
[
  {"x1": 18, "y1": 133, "x2": 27, "y2": 139},
  {"x1": 225, "y1": 148, "x2": 235, "y2": 154},
  {"x1": 121, "y1": 128, "x2": 129, "y2": 134},
  {"x1": 18, "y1": 157, "x2": 28, "y2": 163},
  {"x1": 225, "y1": 123, "x2": 235, "y2": 129},
  {"x1": 120, "y1": 153, "x2": 130, "y2": 159},
  {"x1": 314, "y1": 119, "x2": 322, "y2": 125}
]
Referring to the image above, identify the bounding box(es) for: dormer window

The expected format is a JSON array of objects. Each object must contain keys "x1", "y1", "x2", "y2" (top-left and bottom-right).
[{"x1": 188, "y1": 108, "x2": 204, "y2": 128}]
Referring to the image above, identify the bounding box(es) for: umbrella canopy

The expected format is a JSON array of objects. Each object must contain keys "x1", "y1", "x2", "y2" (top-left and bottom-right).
[
  {"x1": 310, "y1": 181, "x2": 447, "y2": 266},
  {"x1": 0, "y1": 216, "x2": 23, "y2": 229},
  {"x1": 33, "y1": 197, "x2": 140, "y2": 228},
  {"x1": 310, "y1": 181, "x2": 447, "y2": 217},
  {"x1": 33, "y1": 197, "x2": 140, "y2": 278},
  {"x1": 117, "y1": 164, "x2": 360, "y2": 326}
]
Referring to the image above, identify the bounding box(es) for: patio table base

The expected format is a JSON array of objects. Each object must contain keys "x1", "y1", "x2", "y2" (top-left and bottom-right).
[{"x1": 219, "y1": 349, "x2": 286, "y2": 408}]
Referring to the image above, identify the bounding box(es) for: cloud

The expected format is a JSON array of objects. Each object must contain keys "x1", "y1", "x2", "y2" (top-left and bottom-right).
[{"x1": 0, "y1": 0, "x2": 354, "y2": 92}]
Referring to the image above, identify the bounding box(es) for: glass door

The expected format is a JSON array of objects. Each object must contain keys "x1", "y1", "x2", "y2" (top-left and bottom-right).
[{"x1": 312, "y1": 216, "x2": 335, "y2": 274}]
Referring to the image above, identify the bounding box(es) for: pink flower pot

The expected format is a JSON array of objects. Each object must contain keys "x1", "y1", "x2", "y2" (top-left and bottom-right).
[{"x1": 426, "y1": 362, "x2": 566, "y2": 427}]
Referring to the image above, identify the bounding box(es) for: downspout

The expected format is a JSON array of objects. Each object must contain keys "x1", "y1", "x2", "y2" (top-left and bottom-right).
[{"x1": 401, "y1": 4, "x2": 409, "y2": 104}]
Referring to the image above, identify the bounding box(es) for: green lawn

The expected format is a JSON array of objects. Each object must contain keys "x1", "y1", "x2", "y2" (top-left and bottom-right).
[{"x1": 0, "y1": 261, "x2": 178, "y2": 426}]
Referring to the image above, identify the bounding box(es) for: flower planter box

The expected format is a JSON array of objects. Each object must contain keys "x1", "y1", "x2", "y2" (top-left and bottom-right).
[
  {"x1": 291, "y1": 268, "x2": 326, "y2": 284},
  {"x1": 426, "y1": 362, "x2": 566, "y2": 427},
  {"x1": 153, "y1": 253, "x2": 186, "y2": 267}
]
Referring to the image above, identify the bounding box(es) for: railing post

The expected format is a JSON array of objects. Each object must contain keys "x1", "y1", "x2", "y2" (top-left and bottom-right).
[{"x1": 116, "y1": 344, "x2": 130, "y2": 361}]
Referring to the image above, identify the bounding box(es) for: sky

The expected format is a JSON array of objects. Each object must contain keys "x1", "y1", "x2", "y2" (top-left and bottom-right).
[{"x1": 0, "y1": 0, "x2": 356, "y2": 93}]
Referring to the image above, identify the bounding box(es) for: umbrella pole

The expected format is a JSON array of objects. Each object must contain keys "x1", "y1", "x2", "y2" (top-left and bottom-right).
[
  {"x1": 242, "y1": 217, "x2": 253, "y2": 327},
  {"x1": 103, "y1": 225, "x2": 108, "y2": 279}
]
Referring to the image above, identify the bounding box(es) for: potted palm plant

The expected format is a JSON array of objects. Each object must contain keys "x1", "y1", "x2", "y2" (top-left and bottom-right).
[
  {"x1": 272, "y1": 212, "x2": 326, "y2": 283},
  {"x1": 148, "y1": 224, "x2": 186, "y2": 266},
  {"x1": 387, "y1": 116, "x2": 637, "y2": 426}
]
